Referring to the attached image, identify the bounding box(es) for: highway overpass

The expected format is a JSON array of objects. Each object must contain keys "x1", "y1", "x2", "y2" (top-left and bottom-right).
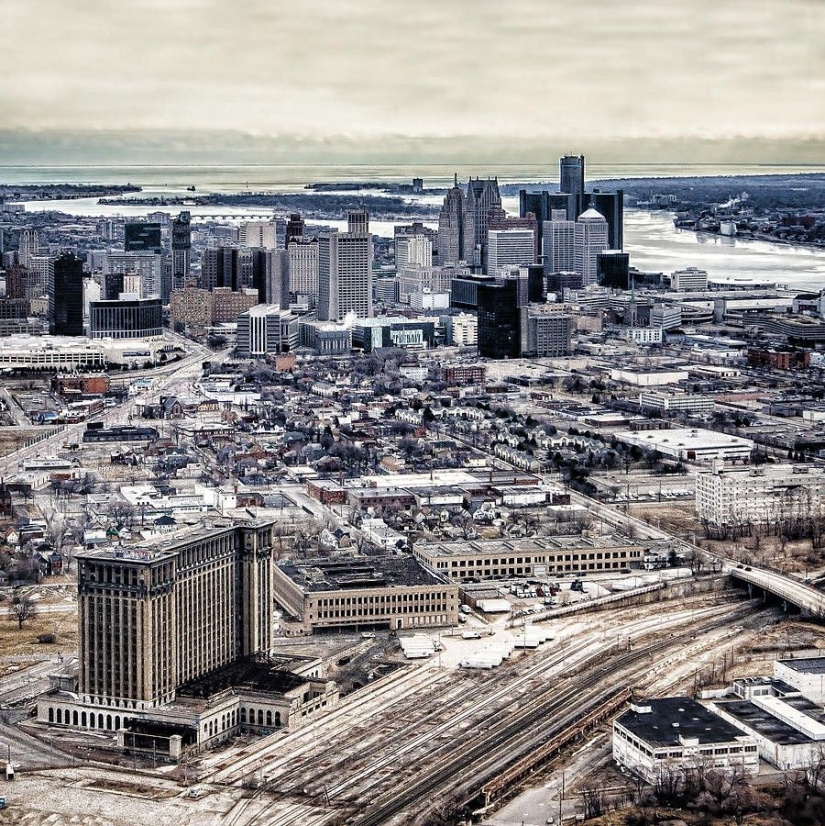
[{"x1": 729, "y1": 565, "x2": 825, "y2": 618}]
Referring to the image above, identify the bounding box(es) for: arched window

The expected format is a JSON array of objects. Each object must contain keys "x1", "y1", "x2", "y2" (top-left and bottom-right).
[
  {"x1": 48, "y1": 707, "x2": 54, "y2": 723},
  {"x1": 115, "y1": 716, "x2": 121, "y2": 730},
  {"x1": 274, "y1": 712, "x2": 281, "y2": 727},
  {"x1": 98, "y1": 714, "x2": 104, "y2": 729},
  {"x1": 106, "y1": 714, "x2": 112, "y2": 730},
  {"x1": 56, "y1": 708, "x2": 63, "y2": 724},
  {"x1": 240, "y1": 708, "x2": 247, "y2": 724},
  {"x1": 81, "y1": 712, "x2": 87, "y2": 727},
  {"x1": 257, "y1": 709, "x2": 264, "y2": 726},
  {"x1": 74, "y1": 711, "x2": 79, "y2": 726},
  {"x1": 266, "y1": 711, "x2": 272, "y2": 727}
]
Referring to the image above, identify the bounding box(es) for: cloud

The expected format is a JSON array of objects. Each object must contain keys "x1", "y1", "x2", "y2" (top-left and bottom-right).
[{"x1": 0, "y1": 0, "x2": 823, "y2": 143}]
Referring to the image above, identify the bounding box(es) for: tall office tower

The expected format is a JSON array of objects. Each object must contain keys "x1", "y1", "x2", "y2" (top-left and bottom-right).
[
  {"x1": 237, "y1": 247, "x2": 268, "y2": 302},
  {"x1": 542, "y1": 219, "x2": 576, "y2": 273},
  {"x1": 27, "y1": 254, "x2": 55, "y2": 299},
  {"x1": 477, "y1": 272, "x2": 527, "y2": 359},
  {"x1": 560, "y1": 154, "x2": 586, "y2": 212},
  {"x1": 124, "y1": 222, "x2": 162, "y2": 253},
  {"x1": 236, "y1": 304, "x2": 300, "y2": 357},
  {"x1": 266, "y1": 249, "x2": 289, "y2": 307},
  {"x1": 591, "y1": 190, "x2": 624, "y2": 250},
  {"x1": 574, "y1": 207, "x2": 609, "y2": 287},
  {"x1": 17, "y1": 227, "x2": 40, "y2": 268},
  {"x1": 437, "y1": 180, "x2": 465, "y2": 265},
  {"x1": 286, "y1": 237, "x2": 319, "y2": 299},
  {"x1": 317, "y1": 210, "x2": 373, "y2": 321},
  {"x1": 285, "y1": 213, "x2": 305, "y2": 241},
  {"x1": 76, "y1": 523, "x2": 275, "y2": 709},
  {"x1": 171, "y1": 211, "x2": 192, "y2": 290},
  {"x1": 395, "y1": 234, "x2": 432, "y2": 270},
  {"x1": 519, "y1": 191, "x2": 578, "y2": 249},
  {"x1": 200, "y1": 247, "x2": 240, "y2": 291},
  {"x1": 104, "y1": 252, "x2": 163, "y2": 298},
  {"x1": 462, "y1": 178, "x2": 501, "y2": 271},
  {"x1": 239, "y1": 221, "x2": 277, "y2": 250},
  {"x1": 486, "y1": 228, "x2": 536, "y2": 274},
  {"x1": 597, "y1": 251, "x2": 631, "y2": 289},
  {"x1": 52, "y1": 253, "x2": 85, "y2": 336}
]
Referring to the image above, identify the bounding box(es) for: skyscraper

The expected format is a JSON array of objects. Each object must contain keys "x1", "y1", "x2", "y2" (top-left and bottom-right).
[
  {"x1": 124, "y1": 222, "x2": 162, "y2": 254},
  {"x1": 542, "y1": 219, "x2": 577, "y2": 274},
  {"x1": 239, "y1": 221, "x2": 277, "y2": 249},
  {"x1": 201, "y1": 247, "x2": 240, "y2": 292},
  {"x1": 477, "y1": 271, "x2": 527, "y2": 360},
  {"x1": 560, "y1": 154, "x2": 586, "y2": 212},
  {"x1": 286, "y1": 213, "x2": 305, "y2": 241},
  {"x1": 52, "y1": 253, "x2": 85, "y2": 336},
  {"x1": 17, "y1": 227, "x2": 40, "y2": 268},
  {"x1": 395, "y1": 234, "x2": 433, "y2": 270},
  {"x1": 437, "y1": 178, "x2": 465, "y2": 265},
  {"x1": 486, "y1": 228, "x2": 536, "y2": 274},
  {"x1": 171, "y1": 211, "x2": 192, "y2": 292},
  {"x1": 463, "y1": 178, "x2": 501, "y2": 271},
  {"x1": 318, "y1": 210, "x2": 373, "y2": 321},
  {"x1": 575, "y1": 206, "x2": 609, "y2": 287},
  {"x1": 591, "y1": 190, "x2": 625, "y2": 250}
]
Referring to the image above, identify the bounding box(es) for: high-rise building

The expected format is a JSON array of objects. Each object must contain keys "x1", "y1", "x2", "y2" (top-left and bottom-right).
[
  {"x1": 17, "y1": 227, "x2": 40, "y2": 268},
  {"x1": 238, "y1": 247, "x2": 268, "y2": 302},
  {"x1": 437, "y1": 179, "x2": 465, "y2": 265},
  {"x1": 317, "y1": 210, "x2": 373, "y2": 321},
  {"x1": 171, "y1": 211, "x2": 192, "y2": 291},
  {"x1": 286, "y1": 237, "x2": 319, "y2": 298},
  {"x1": 124, "y1": 222, "x2": 162, "y2": 254},
  {"x1": 524, "y1": 307, "x2": 573, "y2": 357},
  {"x1": 239, "y1": 221, "x2": 277, "y2": 250},
  {"x1": 236, "y1": 304, "x2": 299, "y2": 357},
  {"x1": 477, "y1": 272, "x2": 527, "y2": 359},
  {"x1": 575, "y1": 207, "x2": 609, "y2": 287},
  {"x1": 486, "y1": 228, "x2": 536, "y2": 274},
  {"x1": 285, "y1": 213, "x2": 305, "y2": 241},
  {"x1": 27, "y1": 254, "x2": 55, "y2": 301},
  {"x1": 463, "y1": 178, "x2": 501, "y2": 270},
  {"x1": 75, "y1": 523, "x2": 275, "y2": 709},
  {"x1": 201, "y1": 247, "x2": 240, "y2": 292},
  {"x1": 542, "y1": 219, "x2": 576, "y2": 274},
  {"x1": 591, "y1": 190, "x2": 624, "y2": 250},
  {"x1": 88, "y1": 298, "x2": 163, "y2": 339},
  {"x1": 560, "y1": 154, "x2": 586, "y2": 211},
  {"x1": 598, "y1": 251, "x2": 631, "y2": 289},
  {"x1": 52, "y1": 253, "x2": 85, "y2": 336},
  {"x1": 395, "y1": 234, "x2": 433, "y2": 270},
  {"x1": 104, "y1": 252, "x2": 163, "y2": 298}
]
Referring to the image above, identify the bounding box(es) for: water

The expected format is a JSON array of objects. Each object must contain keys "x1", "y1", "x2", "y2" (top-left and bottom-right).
[{"x1": 3, "y1": 163, "x2": 825, "y2": 291}]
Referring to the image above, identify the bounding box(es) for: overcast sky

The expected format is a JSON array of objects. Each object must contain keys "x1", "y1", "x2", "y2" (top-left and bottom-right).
[{"x1": 1, "y1": 0, "x2": 823, "y2": 157}]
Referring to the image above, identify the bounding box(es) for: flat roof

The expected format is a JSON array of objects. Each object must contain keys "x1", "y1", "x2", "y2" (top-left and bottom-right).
[
  {"x1": 615, "y1": 697, "x2": 748, "y2": 747},
  {"x1": 779, "y1": 657, "x2": 825, "y2": 675},
  {"x1": 613, "y1": 427, "x2": 753, "y2": 451},
  {"x1": 714, "y1": 700, "x2": 813, "y2": 746},
  {"x1": 278, "y1": 555, "x2": 448, "y2": 592},
  {"x1": 418, "y1": 534, "x2": 640, "y2": 558}
]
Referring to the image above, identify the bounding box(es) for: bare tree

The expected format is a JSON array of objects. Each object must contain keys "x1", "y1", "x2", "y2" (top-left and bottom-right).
[{"x1": 10, "y1": 591, "x2": 37, "y2": 629}]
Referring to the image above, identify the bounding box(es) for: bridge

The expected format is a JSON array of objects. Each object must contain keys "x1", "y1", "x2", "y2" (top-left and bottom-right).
[
  {"x1": 189, "y1": 212, "x2": 275, "y2": 222},
  {"x1": 729, "y1": 564, "x2": 825, "y2": 619}
]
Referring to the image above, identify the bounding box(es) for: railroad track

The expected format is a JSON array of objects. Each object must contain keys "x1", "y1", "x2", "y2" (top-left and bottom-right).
[{"x1": 347, "y1": 601, "x2": 762, "y2": 826}]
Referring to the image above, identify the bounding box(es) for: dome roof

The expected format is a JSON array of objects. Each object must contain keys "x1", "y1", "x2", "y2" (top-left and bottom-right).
[{"x1": 578, "y1": 207, "x2": 606, "y2": 221}]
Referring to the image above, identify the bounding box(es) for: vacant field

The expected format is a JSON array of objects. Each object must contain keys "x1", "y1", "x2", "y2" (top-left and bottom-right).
[{"x1": 0, "y1": 612, "x2": 78, "y2": 657}]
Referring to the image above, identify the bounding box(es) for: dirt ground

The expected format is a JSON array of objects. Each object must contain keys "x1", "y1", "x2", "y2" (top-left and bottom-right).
[{"x1": 0, "y1": 613, "x2": 77, "y2": 658}]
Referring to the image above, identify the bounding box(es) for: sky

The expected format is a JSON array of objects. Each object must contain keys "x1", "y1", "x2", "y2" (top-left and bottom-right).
[{"x1": 1, "y1": 0, "x2": 824, "y2": 163}]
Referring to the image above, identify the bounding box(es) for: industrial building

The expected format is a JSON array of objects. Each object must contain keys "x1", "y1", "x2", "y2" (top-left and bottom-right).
[
  {"x1": 612, "y1": 427, "x2": 754, "y2": 464},
  {"x1": 613, "y1": 697, "x2": 759, "y2": 783},
  {"x1": 696, "y1": 464, "x2": 825, "y2": 528},
  {"x1": 413, "y1": 534, "x2": 644, "y2": 580},
  {"x1": 272, "y1": 555, "x2": 459, "y2": 634}
]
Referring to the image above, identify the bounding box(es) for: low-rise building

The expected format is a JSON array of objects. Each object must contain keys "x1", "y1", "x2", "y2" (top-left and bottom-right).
[
  {"x1": 613, "y1": 427, "x2": 753, "y2": 464},
  {"x1": 413, "y1": 534, "x2": 643, "y2": 580},
  {"x1": 272, "y1": 555, "x2": 459, "y2": 634},
  {"x1": 613, "y1": 697, "x2": 758, "y2": 784}
]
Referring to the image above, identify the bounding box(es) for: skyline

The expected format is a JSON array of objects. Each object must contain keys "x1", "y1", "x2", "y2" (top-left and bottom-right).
[{"x1": 1, "y1": 0, "x2": 824, "y2": 165}]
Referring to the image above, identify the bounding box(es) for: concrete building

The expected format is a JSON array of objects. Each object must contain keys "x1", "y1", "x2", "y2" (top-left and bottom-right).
[
  {"x1": 542, "y1": 219, "x2": 576, "y2": 274},
  {"x1": 414, "y1": 534, "x2": 643, "y2": 580},
  {"x1": 437, "y1": 180, "x2": 465, "y2": 265},
  {"x1": 625, "y1": 327, "x2": 664, "y2": 345},
  {"x1": 774, "y1": 657, "x2": 825, "y2": 705},
  {"x1": 613, "y1": 427, "x2": 754, "y2": 463},
  {"x1": 352, "y1": 316, "x2": 439, "y2": 352},
  {"x1": 671, "y1": 267, "x2": 709, "y2": 291},
  {"x1": 486, "y1": 228, "x2": 536, "y2": 274},
  {"x1": 211, "y1": 287, "x2": 259, "y2": 324},
  {"x1": 0, "y1": 335, "x2": 108, "y2": 370},
  {"x1": 613, "y1": 697, "x2": 758, "y2": 784},
  {"x1": 104, "y1": 252, "x2": 163, "y2": 298},
  {"x1": 638, "y1": 391, "x2": 714, "y2": 415},
  {"x1": 170, "y1": 211, "x2": 191, "y2": 295},
  {"x1": 696, "y1": 464, "x2": 825, "y2": 528},
  {"x1": 286, "y1": 237, "x2": 319, "y2": 297},
  {"x1": 299, "y1": 318, "x2": 353, "y2": 355},
  {"x1": 463, "y1": 178, "x2": 501, "y2": 270},
  {"x1": 395, "y1": 234, "x2": 432, "y2": 270},
  {"x1": 318, "y1": 210, "x2": 373, "y2": 321},
  {"x1": 89, "y1": 298, "x2": 163, "y2": 339},
  {"x1": 451, "y1": 313, "x2": 478, "y2": 346},
  {"x1": 523, "y1": 307, "x2": 573, "y2": 357},
  {"x1": 272, "y1": 555, "x2": 459, "y2": 634},
  {"x1": 574, "y1": 207, "x2": 609, "y2": 287},
  {"x1": 240, "y1": 221, "x2": 277, "y2": 249},
  {"x1": 650, "y1": 303, "x2": 682, "y2": 330},
  {"x1": 236, "y1": 304, "x2": 299, "y2": 357}
]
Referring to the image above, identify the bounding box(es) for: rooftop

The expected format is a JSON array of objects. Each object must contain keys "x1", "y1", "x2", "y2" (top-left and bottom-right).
[
  {"x1": 419, "y1": 533, "x2": 640, "y2": 558},
  {"x1": 778, "y1": 656, "x2": 825, "y2": 675},
  {"x1": 714, "y1": 700, "x2": 812, "y2": 746},
  {"x1": 615, "y1": 697, "x2": 749, "y2": 747},
  {"x1": 278, "y1": 555, "x2": 447, "y2": 592}
]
